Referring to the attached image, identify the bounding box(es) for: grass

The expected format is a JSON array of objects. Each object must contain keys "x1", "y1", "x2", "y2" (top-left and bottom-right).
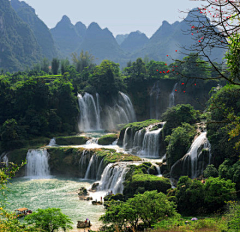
[
  {"x1": 122, "y1": 119, "x2": 161, "y2": 132},
  {"x1": 153, "y1": 216, "x2": 228, "y2": 232},
  {"x1": 55, "y1": 135, "x2": 89, "y2": 145}
]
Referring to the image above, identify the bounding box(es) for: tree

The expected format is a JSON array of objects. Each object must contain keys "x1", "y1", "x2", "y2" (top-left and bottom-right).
[
  {"x1": 165, "y1": 122, "x2": 196, "y2": 169},
  {"x1": 100, "y1": 191, "x2": 178, "y2": 231},
  {"x1": 24, "y1": 208, "x2": 73, "y2": 232},
  {"x1": 203, "y1": 164, "x2": 219, "y2": 178},
  {"x1": 41, "y1": 58, "x2": 50, "y2": 74},
  {"x1": 71, "y1": 50, "x2": 95, "y2": 73},
  {"x1": 178, "y1": 1, "x2": 240, "y2": 85},
  {"x1": 51, "y1": 58, "x2": 60, "y2": 75}
]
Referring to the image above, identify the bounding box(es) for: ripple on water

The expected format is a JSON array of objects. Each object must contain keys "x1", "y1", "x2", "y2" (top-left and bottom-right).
[{"x1": 6, "y1": 177, "x2": 105, "y2": 231}]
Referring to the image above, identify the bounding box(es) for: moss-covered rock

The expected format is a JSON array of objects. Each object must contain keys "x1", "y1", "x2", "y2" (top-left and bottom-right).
[
  {"x1": 123, "y1": 163, "x2": 171, "y2": 198},
  {"x1": 55, "y1": 136, "x2": 89, "y2": 145},
  {"x1": 98, "y1": 134, "x2": 118, "y2": 145}
]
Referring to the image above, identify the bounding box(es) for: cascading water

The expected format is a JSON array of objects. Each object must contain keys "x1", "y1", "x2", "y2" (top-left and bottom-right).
[
  {"x1": 78, "y1": 92, "x2": 101, "y2": 132},
  {"x1": 187, "y1": 132, "x2": 211, "y2": 178},
  {"x1": 48, "y1": 138, "x2": 56, "y2": 146},
  {"x1": 123, "y1": 123, "x2": 164, "y2": 158},
  {"x1": 26, "y1": 149, "x2": 50, "y2": 178},
  {"x1": 1, "y1": 153, "x2": 9, "y2": 167},
  {"x1": 170, "y1": 132, "x2": 211, "y2": 179},
  {"x1": 86, "y1": 138, "x2": 99, "y2": 145},
  {"x1": 97, "y1": 163, "x2": 130, "y2": 194},
  {"x1": 152, "y1": 163, "x2": 161, "y2": 176},
  {"x1": 85, "y1": 154, "x2": 99, "y2": 179},
  {"x1": 118, "y1": 92, "x2": 136, "y2": 122},
  {"x1": 138, "y1": 127, "x2": 163, "y2": 158},
  {"x1": 169, "y1": 83, "x2": 178, "y2": 107},
  {"x1": 78, "y1": 92, "x2": 136, "y2": 132}
]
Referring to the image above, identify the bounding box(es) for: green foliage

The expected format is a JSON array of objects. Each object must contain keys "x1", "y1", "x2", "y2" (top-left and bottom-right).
[
  {"x1": 207, "y1": 85, "x2": 240, "y2": 166},
  {"x1": 162, "y1": 104, "x2": 199, "y2": 136},
  {"x1": 0, "y1": 119, "x2": 21, "y2": 150},
  {"x1": 226, "y1": 202, "x2": 240, "y2": 231},
  {"x1": 174, "y1": 176, "x2": 236, "y2": 215},
  {"x1": 100, "y1": 190, "x2": 178, "y2": 230},
  {"x1": 203, "y1": 164, "x2": 219, "y2": 178},
  {"x1": 24, "y1": 208, "x2": 73, "y2": 232},
  {"x1": 55, "y1": 136, "x2": 88, "y2": 145},
  {"x1": 98, "y1": 134, "x2": 118, "y2": 145},
  {"x1": 123, "y1": 163, "x2": 171, "y2": 198},
  {"x1": 219, "y1": 159, "x2": 240, "y2": 192},
  {"x1": 165, "y1": 123, "x2": 196, "y2": 169},
  {"x1": 51, "y1": 58, "x2": 60, "y2": 75},
  {"x1": 71, "y1": 50, "x2": 95, "y2": 73}
]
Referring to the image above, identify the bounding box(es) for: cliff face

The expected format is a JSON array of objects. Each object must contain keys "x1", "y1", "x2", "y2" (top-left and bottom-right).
[{"x1": 0, "y1": 0, "x2": 42, "y2": 71}]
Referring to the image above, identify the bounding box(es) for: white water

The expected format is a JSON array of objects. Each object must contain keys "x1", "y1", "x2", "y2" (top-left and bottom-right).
[
  {"x1": 48, "y1": 138, "x2": 56, "y2": 146},
  {"x1": 185, "y1": 132, "x2": 211, "y2": 178},
  {"x1": 86, "y1": 138, "x2": 99, "y2": 145},
  {"x1": 1, "y1": 153, "x2": 9, "y2": 166},
  {"x1": 169, "y1": 83, "x2": 178, "y2": 107},
  {"x1": 97, "y1": 162, "x2": 131, "y2": 194},
  {"x1": 78, "y1": 92, "x2": 101, "y2": 132},
  {"x1": 152, "y1": 163, "x2": 162, "y2": 176},
  {"x1": 78, "y1": 92, "x2": 136, "y2": 132},
  {"x1": 26, "y1": 149, "x2": 50, "y2": 178},
  {"x1": 138, "y1": 127, "x2": 163, "y2": 158},
  {"x1": 84, "y1": 154, "x2": 99, "y2": 179}
]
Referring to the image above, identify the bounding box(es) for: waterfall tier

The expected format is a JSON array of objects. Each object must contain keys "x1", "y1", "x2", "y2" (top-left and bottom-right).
[
  {"x1": 78, "y1": 93, "x2": 101, "y2": 131},
  {"x1": 170, "y1": 132, "x2": 211, "y2": 179},
  {"x1": 78, "y1": 92, "x2": 136, "y2": 132},
  {"x1": 48, "y1": 138, "x2": 56, "y2": 146},
  {"x1": 26, "y1": 149, "x2": 50, "y2": 178},
  {"x1": 122, "y1": 123, "x2": 165, "y2": 158},
  {"x1": 79, "y1": 150, "x2": 105, "y2": 180},
  {"x1": 97, "y1": 163, "x2": 130, "y2": 194}
]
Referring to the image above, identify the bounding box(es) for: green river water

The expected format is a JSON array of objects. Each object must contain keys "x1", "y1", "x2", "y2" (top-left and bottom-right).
[{"x1": 6, "y1": 177, "x2": 105, "y2": 231}]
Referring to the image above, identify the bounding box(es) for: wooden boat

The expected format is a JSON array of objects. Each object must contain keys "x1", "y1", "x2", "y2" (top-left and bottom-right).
[{"x1": 15, "y1": 208, "x2": 32, "y2": 218}]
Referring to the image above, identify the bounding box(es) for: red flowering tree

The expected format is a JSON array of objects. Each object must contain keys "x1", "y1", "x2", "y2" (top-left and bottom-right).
[{"x1": 178, "y1": 0, "x2": 240, "y2": 85}]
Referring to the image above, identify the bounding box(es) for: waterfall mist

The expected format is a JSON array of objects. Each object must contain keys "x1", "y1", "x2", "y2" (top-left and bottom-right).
[{"x1": 26, "y1": 149, "x2": 50, "y2": 178}]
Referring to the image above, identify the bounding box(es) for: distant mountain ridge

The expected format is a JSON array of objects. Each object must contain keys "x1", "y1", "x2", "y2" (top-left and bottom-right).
[
  {"x1": 1, "y1": 1, "x2": 226, "y2": 71},
  {"x1": 11, "y1": 0, "x2": 58, "y2": 60}
]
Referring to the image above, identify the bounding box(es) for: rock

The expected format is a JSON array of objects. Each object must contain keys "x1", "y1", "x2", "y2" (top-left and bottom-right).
[
  {"x1": 77, "y1": 221, "x2": 92, "y2": 228},
  {"x1": 91, "y1": 182, "x2": 99, "y2": 191}
]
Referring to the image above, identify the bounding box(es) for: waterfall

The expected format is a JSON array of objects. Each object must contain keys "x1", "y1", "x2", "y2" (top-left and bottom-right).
[
  {"x1": 152, "y1": 163, "x2": 161, "y2": 176},
  {"x1": 122, "y1": 123, "x2": 164, "y2": 158},
  {"x1": 1, "y1": 153, "x2": 9, "y2": 167},
  {"x1": 138, "y1": 127, "x2": 163, "y2": 158},
  {"x1": 169, "y1": 83, "x2": 178, "y2": 107},
  {"x1": 84, "y1": 154, "x2": 99, "y2": 179},
  {"x1": 118, "y1": 92, "x2": 136, "y2": 122},
  {"x1": 170, "y1": 132, "x2": 211, "y2": 179},
  {"x1": 48, "y1": 138, "x2": 56, "y2": 146},
  {"x1": 86, "y1": 138, "x2": 99, "y2": 145},
  {"x1": 187, "y1": 132, "x2": 211, "y2": 178},
  {"x1": 26, "y1": 149, "x2": 50, "y2": 178},
  {"x1": 123, "y1": 127, "x2": 133, "y2": 150},
  {"x1": 96, "y1": 159, "x2": 105, "y2": 180},
  {"x1": 78, "y1": 92, "x2": 101, "y2": 132},
  {"x1": 78, "y1": 92, "x2": 136, "y2": 131},
  {"x1": 97, "y1": 163, "x2": 130, "y2": 194}
]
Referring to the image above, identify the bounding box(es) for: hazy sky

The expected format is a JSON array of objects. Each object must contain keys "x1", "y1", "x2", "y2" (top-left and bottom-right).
[{"x1": 23, "y1": 0, "x2": 202, "y2": 38}]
